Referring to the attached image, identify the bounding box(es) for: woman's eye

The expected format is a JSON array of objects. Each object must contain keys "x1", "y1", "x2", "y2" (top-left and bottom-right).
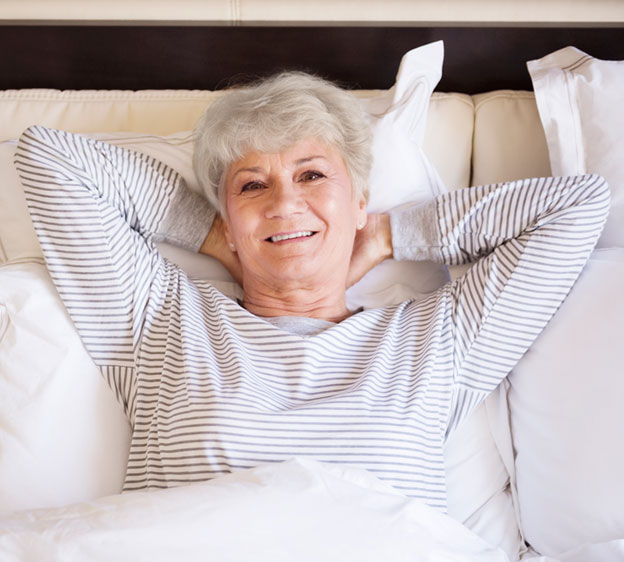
[
  {"x1": 241, "y1": 181, "x2": 265, "y2": 193},
  {"x1": 300, "y1": 170, "x2": 325, "y2": 182}
]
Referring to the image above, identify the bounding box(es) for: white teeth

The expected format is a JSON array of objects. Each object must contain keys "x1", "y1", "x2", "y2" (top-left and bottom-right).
[{"x1": 269, "y1": 231, "x2": 314, "y2": 243}]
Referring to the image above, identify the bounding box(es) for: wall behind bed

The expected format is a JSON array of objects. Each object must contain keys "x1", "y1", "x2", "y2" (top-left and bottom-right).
[{"x1": 1, "y1": 0, "x2": 623, "y2": 24}]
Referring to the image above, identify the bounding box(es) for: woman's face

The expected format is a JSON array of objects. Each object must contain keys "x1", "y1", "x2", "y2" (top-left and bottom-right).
[{"x1": 223, "y1": 137, "x2": 367, "y2": 292}]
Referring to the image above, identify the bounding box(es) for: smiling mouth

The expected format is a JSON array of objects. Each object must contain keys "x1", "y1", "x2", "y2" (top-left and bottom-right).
[{"x1": 266, "y1": 231, "x2": 317, "y2": 243}]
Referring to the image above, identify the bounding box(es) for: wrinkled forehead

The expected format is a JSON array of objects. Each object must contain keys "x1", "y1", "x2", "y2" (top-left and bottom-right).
[
  {"x1": 232, "y1": 137, "x2": 342, "y2": 167},
  {"x1": 229, "y1": 129, "x2": 342, "y2": 165}
]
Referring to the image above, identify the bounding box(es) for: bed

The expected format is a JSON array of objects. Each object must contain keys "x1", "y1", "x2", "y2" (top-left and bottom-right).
[{"x1": 0, "y1": 16, "x2": 623, "y2": 562}]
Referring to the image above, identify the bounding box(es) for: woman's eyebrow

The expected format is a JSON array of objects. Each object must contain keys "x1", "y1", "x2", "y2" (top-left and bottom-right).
[
  {"x1": 295, "y1": 155, "x2": 327, "y2": 165},
  {"x1": 232, "y1": 155, "x2": 328, "y2": 178},
  {"x1": 232, "y1": 166, "x2": 264, "y2": 178}
]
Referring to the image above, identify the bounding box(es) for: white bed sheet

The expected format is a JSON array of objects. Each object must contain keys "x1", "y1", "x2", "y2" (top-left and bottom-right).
[{"x1": 0, "y1": 458, "x2": 509, "y2": 562}]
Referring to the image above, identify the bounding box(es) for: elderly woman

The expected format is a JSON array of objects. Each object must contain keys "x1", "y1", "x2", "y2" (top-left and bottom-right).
[{"x1": 14, "y1": 72, "x2": 609, "y2": 512}]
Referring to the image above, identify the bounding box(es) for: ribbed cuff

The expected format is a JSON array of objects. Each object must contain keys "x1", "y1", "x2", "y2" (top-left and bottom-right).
[
  {"x1": 156, "y1": 179, "x2": 216, "y2": 252},
  {"x1": 389, "y1": 200, "x2": 442, "y2": 262}
]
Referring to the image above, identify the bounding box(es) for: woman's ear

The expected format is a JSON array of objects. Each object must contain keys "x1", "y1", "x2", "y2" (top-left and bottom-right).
[
  {"x1": 356, "y1": 194, "x2": 368, "y2": 231},
  {"x1": 223, "y1": 220, "x2": 236, "y2": 252}
]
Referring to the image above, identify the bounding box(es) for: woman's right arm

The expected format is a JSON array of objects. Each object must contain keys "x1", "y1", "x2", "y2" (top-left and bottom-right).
[{"x1": 14, "y1": 126, "x2": 215, "y2": 410}]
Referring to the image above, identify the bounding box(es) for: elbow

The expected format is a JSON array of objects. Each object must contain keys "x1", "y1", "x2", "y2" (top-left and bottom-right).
[
  {"x1": 579, "y1": 174, "x2": 611, "y2": 244},
  {"x1": 584, "y1": 173, "x2": 611, "y2": 219},
  {"x1": 589, "y1": 172, "x2": 610, "y2": 199}
]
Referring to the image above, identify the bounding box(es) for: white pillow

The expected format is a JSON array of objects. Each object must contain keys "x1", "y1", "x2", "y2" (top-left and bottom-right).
[
  {"x1": 507, "y1": 248, "x2": 624, "y2": 556},
  {"x1": 528, "y1": 46, "x2": 624, "y2": 248},
  {"x1": 361, "y1": 40, "x2": 446, "y2": 213},
  {"x1": 348, "y1": 40, "x2": 449, "y2": 309},
  {"x1": 444, "y1": 394, "x2": 523, "y2": 560},
  {"x1": 0, "y1": 262, "x2": 131, "y2": 511}
]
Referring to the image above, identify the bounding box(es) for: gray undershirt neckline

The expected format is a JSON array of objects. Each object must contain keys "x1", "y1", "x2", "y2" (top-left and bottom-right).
[{"x1": 264, "y1": 315, "x2": 336, "y2": 336}]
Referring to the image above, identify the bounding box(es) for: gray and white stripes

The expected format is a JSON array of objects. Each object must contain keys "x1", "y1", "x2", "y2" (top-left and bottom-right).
[{"x1": 14, "y1": 125, "x2": 609, "y2": 511}]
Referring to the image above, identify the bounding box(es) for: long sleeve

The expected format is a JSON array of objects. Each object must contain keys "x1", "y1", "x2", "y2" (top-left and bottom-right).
[
  {"x1": 14, "y1": 126, "x2": 214, "y2": 414},
  {"x1": 390, "y1": 174, "x2": 610, "y2": 434}
]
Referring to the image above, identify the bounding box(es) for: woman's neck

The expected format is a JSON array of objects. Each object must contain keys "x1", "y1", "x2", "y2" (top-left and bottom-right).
[{"x1": 241, "y1": 281, "x2": 352, "y2": 322}]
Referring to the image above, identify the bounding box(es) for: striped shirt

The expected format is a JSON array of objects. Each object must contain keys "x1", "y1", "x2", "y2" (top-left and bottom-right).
[{"x1": 14, "y1": 125, "x2": 610, "y2": 511}]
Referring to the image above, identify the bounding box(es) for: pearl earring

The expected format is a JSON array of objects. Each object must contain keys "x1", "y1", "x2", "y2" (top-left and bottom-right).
[
  {"x1": 228, "y1": 242, "x2": 236, "y2": 251},
  {"x1": 357, "y1": 222, "x2": 364, "y2": 230}
]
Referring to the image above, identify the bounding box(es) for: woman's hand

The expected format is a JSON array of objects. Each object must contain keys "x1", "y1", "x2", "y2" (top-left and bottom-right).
[
  {"x1": 347, "y1": 214, "x2": 393, "y2": 288},
  {"x1": 199, "y1": 215, "x2": 243, "y2": 285}
]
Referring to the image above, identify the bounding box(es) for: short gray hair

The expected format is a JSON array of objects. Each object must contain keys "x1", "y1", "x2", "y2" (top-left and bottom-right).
[{"x1": 192, "y1": 71, "x2": 372, "y2": 214}]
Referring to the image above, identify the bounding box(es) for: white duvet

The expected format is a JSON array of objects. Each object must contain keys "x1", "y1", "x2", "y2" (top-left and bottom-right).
[{"x1": 0, "y1": 458, "x2": 508, "y2": 562}]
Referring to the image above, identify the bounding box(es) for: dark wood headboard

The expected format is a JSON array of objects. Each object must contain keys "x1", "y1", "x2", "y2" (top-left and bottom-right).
[{"x1": 1, "y1": 25, "x2": 623, "y2": 93}]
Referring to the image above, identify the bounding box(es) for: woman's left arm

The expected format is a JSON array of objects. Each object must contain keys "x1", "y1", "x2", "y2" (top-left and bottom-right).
[{"x1": 390, "y1": 174, "x2": 610, "y2": 433}]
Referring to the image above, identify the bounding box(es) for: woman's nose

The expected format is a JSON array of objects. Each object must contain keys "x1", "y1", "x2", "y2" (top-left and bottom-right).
[{"x1": 265, "y1": 180, "x2": 306, "y2": 218}]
